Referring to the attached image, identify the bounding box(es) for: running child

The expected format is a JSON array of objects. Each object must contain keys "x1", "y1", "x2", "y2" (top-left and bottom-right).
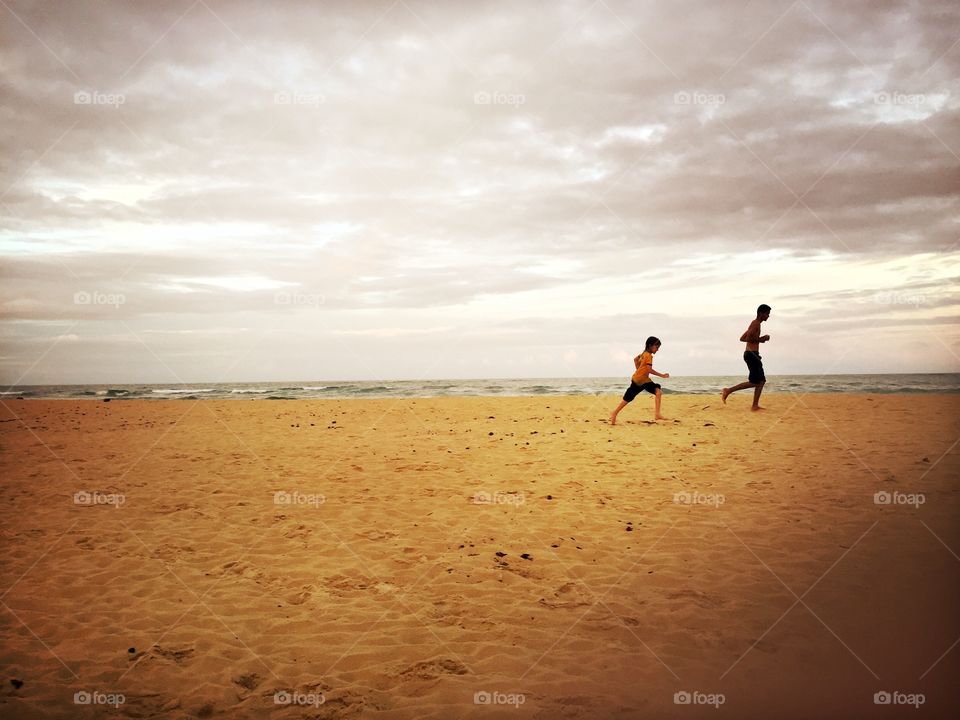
[
  {"x1": 721, "y1": 304, "x2": 771, "y2": 411},
  {"x1": 610, "y1": 336, "x2": 670, "y2": 425}
]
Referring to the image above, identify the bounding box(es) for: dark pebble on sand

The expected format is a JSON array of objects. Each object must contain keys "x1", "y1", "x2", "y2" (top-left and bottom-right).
[
  {"x1": 103, "y1": 398, "x2": 111, "y2": 402},
  {"x1": 488, "y1": 432, "x2": 494, "y2": 436},
  {"x1": 495, "y1": 551, "x2": 507, "y2": 557},
  {"x1": 128, "y1": 647, "x2": 135, "y2": 654},
  {"x1": 626, "y1": 526, "x2": 633, "y2": 532},
  {"x1": 692, "y1": 443, "x2": 696, "y2": 446},
  {"x1": 546, "y1": 495, "x2": 553, "y2": 500},
  {"x1": 520, "y1": 553, "x2": 532, "y2": 560},
  {"x1": 922, "y1": 457, "x2": 930, "y2": 462},
  {"x1": 11, "y1": 679, "x2": 24, "y2": 689},
  {"x1": 704, "y1": 422, "x2": 714, "y2": 427}
]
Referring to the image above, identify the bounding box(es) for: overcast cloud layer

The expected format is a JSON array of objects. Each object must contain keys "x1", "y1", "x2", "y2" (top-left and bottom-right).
[{"x1": 1, "y1": 0, "x2": 959, "y2": 384}]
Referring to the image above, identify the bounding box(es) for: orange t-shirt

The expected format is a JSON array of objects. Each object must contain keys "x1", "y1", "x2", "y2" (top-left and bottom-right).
[{"x1": 632, "y1": 351, "x2": 653, "y2": 384}]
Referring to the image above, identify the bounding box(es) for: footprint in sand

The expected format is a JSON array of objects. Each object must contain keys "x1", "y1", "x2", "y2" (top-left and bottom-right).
[
  {"x1": 357, "y1": 529, "x2": 398, "y2": 541},
  {"x1": 155, "y1": 502, "x2": 198, "y2": 515},
  {"x1": 323, "y1": 574, "x2": 377, "y2": 597},
  {"x1": 283, "y1": 524, "x2": 312, "y2": 545},
  {"x1": 285, "y1": 586, "x2": 313, "y2": 605},
  {"x1": 397, "y1": 658, "x2": 469, "y2": 681},
  {"x1": 231, "y1": 672, "x2": 262, "y2": 697},
  {"x1": 540, "y1": 582, "x2": 593, "y2": 609},
  {"x1": 665, "y1": 589, "x2": 726, "y2": 609},
  {"x1": 143, "y1": 644, "x2": 195, "y2": 665}
]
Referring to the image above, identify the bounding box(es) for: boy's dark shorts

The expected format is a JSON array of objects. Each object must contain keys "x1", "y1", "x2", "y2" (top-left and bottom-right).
[
  {"x1": 623, "y1": 381, "x2": 661, "y2": 402},
  {"x1": 744, "y1": 351, "x2": 766, "y2": 384}
]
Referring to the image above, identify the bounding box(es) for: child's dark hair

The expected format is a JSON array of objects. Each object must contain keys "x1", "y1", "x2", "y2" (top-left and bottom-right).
[
  {"x1": 757, "y1": 304, "x2": 771, "y2": 315},
  {"x1": 645, "y1": 336, "x2": 661, "y2": 351}
]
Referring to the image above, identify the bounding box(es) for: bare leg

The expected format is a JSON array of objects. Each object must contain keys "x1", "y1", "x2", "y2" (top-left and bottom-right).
[
  {"x1": 654, "y1": 389, "x2": 666, "y2": 420},
  {"x1": 751, "y1": 382, "x2": 766, "y2": 411},
  {"x1": 610, "y1": 400, "x2": 628, "y2": 425},
  {"x1": 723, "y1": 381, "x2": 757, "y2": 404}
]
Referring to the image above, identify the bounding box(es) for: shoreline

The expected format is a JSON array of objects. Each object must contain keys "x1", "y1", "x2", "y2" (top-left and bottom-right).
[{"x1": 3, "y1": 389, "x2": 960, "y2": 403}]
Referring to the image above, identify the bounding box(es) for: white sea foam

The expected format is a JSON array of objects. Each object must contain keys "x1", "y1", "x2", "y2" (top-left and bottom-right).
[{"x1": 151, "y1": 388, "x2": 215, "y2": 394}]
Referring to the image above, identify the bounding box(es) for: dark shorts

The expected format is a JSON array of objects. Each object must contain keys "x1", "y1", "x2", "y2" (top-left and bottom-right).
[
  {"x1": 744, "y1": 351, "x2": 766, "y2": 384},
  {"x1": 623, "y1": 381, "x2": 661, "y2": 402}
]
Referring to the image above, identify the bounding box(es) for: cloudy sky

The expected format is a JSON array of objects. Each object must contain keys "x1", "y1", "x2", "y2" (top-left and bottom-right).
[{"x1": 1, "y1": 0, "x2": 958, "y2": 385}]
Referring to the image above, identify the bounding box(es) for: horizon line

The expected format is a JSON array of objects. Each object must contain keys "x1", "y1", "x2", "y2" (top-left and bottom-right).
[{"x1": 5, "y1": 371, "x2": 959, "y2": 388}]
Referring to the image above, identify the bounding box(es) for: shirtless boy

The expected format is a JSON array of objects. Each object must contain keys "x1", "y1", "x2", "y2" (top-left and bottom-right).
[{"x1": 721, "y1": 304, "x2": 771, "y2": 411}]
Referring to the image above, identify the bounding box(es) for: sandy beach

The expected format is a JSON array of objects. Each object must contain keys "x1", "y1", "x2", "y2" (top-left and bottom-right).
[{"x1": 1, "y1": 394, "x2": 958, "y2": 719}]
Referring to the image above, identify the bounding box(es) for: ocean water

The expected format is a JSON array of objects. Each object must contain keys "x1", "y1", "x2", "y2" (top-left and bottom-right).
[{"x1": 2, "y1": 374, "x2": 958, "y2": 400}]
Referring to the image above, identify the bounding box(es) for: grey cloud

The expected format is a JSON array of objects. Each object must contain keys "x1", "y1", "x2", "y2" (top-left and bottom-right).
[{"x1": 1, "y1": 0, "x2": 958, "y2": 381}]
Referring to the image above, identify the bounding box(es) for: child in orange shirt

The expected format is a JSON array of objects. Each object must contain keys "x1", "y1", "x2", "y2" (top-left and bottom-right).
[{"x1": 610, "y1": 336, "x2": 670, "y2": 425}]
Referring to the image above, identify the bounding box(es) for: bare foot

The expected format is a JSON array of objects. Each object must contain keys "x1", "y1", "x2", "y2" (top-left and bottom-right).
[
  {"x1": 609, "y1": 414, "x2": 617, "y2": 425},
  {"x1": 655, "y1": 415, "x2": 668, "y2": 421},
  {"x1": 751, "y1": 405, "x2": 766, "y2": 412},
  {"x1": 721, "y1": 388, "x2": 730, "y2": 404}
]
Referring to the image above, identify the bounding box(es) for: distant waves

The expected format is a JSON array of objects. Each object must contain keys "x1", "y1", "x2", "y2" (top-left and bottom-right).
[{"x1": 3, "y1": 374, "x2": 960, "y2": 399}]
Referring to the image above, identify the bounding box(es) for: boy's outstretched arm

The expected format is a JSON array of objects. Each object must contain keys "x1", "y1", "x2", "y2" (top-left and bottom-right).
[
  {"x1": 647, "y1": 362, "x2": 670, "y2": 378},
  {"x1": 638, "y1": 359, "x2": 669, "y2": 379}
]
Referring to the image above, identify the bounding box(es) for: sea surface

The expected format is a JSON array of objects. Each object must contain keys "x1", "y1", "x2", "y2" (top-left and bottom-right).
[{"x1": 2, "y1": 374, "x2": 958, "y2": 400}]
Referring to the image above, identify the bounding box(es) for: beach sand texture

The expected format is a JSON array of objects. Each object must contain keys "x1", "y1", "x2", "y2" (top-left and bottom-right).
[{"x1": 1, "y1": 395, "x2": 958, "y2": 719}]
